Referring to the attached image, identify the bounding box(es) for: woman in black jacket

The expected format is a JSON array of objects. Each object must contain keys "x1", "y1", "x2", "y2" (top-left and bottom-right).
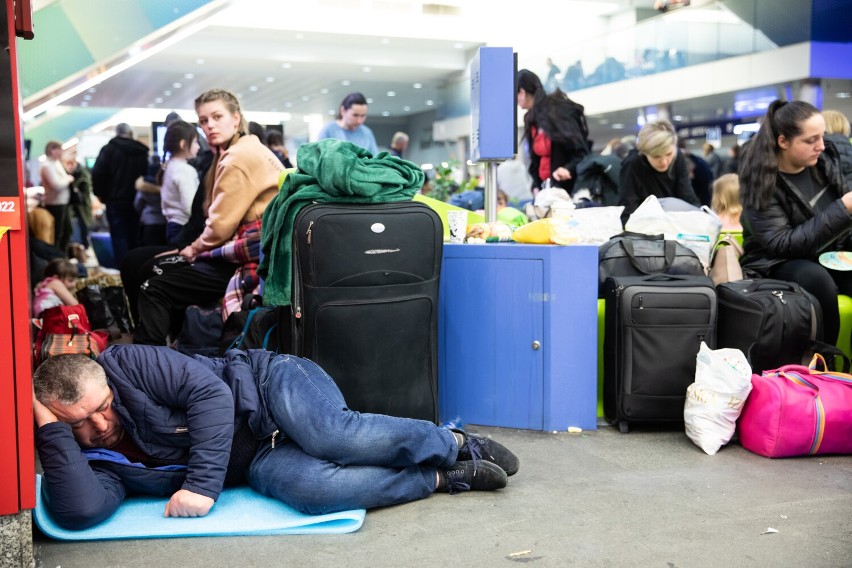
[
  {"x1": 617, "y1": 119, "x2": 700, "y2": 222},
  {"x1": 739, "y1": 100, "x2": 852, "y2": 345},
  {"x1": 517, "y1": 69, "x2": 590, "y2": 196}
]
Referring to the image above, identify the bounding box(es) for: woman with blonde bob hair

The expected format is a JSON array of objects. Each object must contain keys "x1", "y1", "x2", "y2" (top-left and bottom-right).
[{"x1": 617, "y1": 119, "x2": 699, "y2": 220}]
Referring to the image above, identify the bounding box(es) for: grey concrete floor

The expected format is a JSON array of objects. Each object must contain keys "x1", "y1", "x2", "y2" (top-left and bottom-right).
[{"x1": 32, "y1": 424, "x2": 852, "y2": 568}]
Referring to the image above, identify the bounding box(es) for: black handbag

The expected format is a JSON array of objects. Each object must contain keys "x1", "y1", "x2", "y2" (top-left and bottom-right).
[{"x1": 598, "y1": 232, "x2": 704, "y2": 294}]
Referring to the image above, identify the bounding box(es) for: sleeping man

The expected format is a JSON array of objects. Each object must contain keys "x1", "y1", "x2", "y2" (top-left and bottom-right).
[{"x1": 33, "y1": 345, "x2": 519, "y2": 529}]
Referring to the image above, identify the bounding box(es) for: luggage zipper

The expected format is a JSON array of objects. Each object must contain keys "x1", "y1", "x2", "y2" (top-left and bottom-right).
[
  {"x1": 772, "y1": 291, "x2": 786, "y2": 304},
  {"x1": 306, "y1": 221, "x2": 313, "y2": 245}
]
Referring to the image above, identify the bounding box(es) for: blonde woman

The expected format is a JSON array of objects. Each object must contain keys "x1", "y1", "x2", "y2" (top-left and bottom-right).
[
  {"x1": 823, "y1": 109, "x2": 852, "y2": 183},
  {"x1": 710, "y1": 173, "x2": 743, "y2": 231},
  {"x1": 617, "y1": 119, "x2": 699, "y2": 219}
]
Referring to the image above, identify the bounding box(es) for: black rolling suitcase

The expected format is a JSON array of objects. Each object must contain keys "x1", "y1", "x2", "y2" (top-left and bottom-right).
[
  {"x1": 291, "y1": 202, "x2": 442, "y2": 422},
  {"x1": 603, "y1": 274, "x2": 717, "y2": 432}
]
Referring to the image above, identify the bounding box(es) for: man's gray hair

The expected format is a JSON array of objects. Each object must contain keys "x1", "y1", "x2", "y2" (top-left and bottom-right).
[
  {"x1": 33, "y1": 355, "x2": 107, "y2": 406},
  {"x1": 115, "y1": 123, "x2": 134, "y2": 138}
]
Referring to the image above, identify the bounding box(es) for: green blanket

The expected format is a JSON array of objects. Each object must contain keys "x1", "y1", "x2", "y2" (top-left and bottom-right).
[{"x1": 259, "y1": 139, "x2": 424, "y2": 306}]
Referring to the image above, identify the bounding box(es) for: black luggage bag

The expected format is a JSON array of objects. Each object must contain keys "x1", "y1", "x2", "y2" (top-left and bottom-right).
[
  {"x1": 291, "y1": 202, "x2": 442, "y2": 422},
  {"x1": 716, "y1": 279, "x2": 822, "y2": 373},
  {"x1": 603, "y1": 274, "x2": 717, "y2": 432}
]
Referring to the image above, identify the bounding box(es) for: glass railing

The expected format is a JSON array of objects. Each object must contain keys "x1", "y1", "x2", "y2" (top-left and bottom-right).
[{"x1": 538, "y1": 0, "x2": 812, "y2": 93}]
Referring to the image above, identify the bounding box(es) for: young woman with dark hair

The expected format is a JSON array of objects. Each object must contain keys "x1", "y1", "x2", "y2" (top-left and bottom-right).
[
  {"x1": 516, "y1": 69, "x2": 590, "y2": 196},
  {"x1": 739, "y1": 99, "x2": 852, "y2": 345},
  {"x1": 317, "y1": 91, "x2": 378, "y2": 155}
]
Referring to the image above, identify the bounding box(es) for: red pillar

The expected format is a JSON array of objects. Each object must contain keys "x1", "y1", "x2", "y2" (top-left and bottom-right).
[{"x1": 0, "y1": 0, "x2": 36, "y2": 516}]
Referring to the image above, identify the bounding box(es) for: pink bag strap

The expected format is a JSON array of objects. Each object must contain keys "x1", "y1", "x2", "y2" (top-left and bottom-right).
[
  {"x1": 776, "y1": 370, "x2": 825, "y2": 455},
  {"x1": 807, "y1": 354, "x2": 852, "y2": 385}
]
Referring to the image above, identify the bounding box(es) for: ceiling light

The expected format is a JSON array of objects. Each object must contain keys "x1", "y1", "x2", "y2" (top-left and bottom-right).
[
  {"x1": 266, "y1": 77, "x2": 275, "y2": 83},
  {"x1": 366, "y1": 98, "x2": 374, "y2": 104},
  {"x1": 196, "y1": 58, "x2": 205, "y2": 65},
  {"x1": 281, "y1": 63, "x2": 292, "y2": 69},
  {"x1": 285, "y1": 102, "x2": 293, "y2": 108},
  {"x1": 320, "y1": 88, "x2": 329, "y2": 94},
  {"x1": 403, "y1": 106, "x2": 411, "y2": 112},
  {"x1": 453, "y1": 42, "x2": 463, "y2": 49},
  {"x1": 341, "y1": 80, "x2": 351, "y2": 86},
  {"x1": 184, "y1": 73, "x2": 194, "y2": 79},
  {"x1": 673, "y1": 115, "x2": 683, "y2": 121},
  {"x1": 173, "y1": 82, "x2": 182, "y2": 88},
  {"x1": 249, "y1": 86, "x2": 259, "y2": 91},
  {"x1": 381, "y1": 38, "x2": 390, "y2": 44},
  {"x1": 612, "y1": 123, "x2": 624, "y2": 129},
  {"x1": 362, "y1": 66, "x2": 371, "y2": 73},
  {"x1": 87, "y1": 87, "x2": 96, "y2": 93},
  {"x1": 328, "y1": 110, "x2": 336, "y2": 115},
  {"x1": 163, "y1": 90, "x2": 172, "y2": 96},
  {"x1": 295, "y1": 33, "x2": 304, "y2": 39},
  {"x1": 155, "y1": 97, "x2": 164, "y2": 103},
  {"x1": 382, "y1": 111, "x2": 390, "y2": 116},
  {"x1": 80, "y1": 102, "x2": 88, "y2": 107},
  {"x1": 83, "y1": 95, "x2": 92, "y2": 101},
  {"x1": 426, "y1": 100, "x2": 434, "y2": 106},
  {"x1": 387, "y1": 91, "x2": 396, "y2": 97},
  {"x1": 837, "y1": 92, "x2": 851, "y2": 98},
  {"x1": 413, "y1": 83, "x2": 422, "y2": 89},
  {"x1": 302, "y1": 95, "x2": 310, "y2": 101}
]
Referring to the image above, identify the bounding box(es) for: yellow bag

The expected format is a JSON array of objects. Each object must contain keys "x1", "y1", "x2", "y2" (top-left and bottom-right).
[{"x1": 511, "y1": 218, "x2": 580, "y2": 245}]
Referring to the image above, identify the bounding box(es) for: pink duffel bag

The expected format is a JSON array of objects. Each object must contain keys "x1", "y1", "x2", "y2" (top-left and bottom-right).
[{"x1": 737, "y1": 354, "x2": 852, "y2": 458}]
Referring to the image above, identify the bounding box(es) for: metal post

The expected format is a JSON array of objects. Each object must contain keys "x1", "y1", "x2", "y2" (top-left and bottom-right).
[{"x1": 483, "y1": 160, "x2": 500, "y2": 223}]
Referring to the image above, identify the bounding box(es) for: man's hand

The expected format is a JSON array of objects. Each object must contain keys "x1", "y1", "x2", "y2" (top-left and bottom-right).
[
  {"x1": 163, "y1": 489, "x2": 214, "y2": 518},
  {"x1": 33, "y1": 393, "x2": 59, "y2": 428}
]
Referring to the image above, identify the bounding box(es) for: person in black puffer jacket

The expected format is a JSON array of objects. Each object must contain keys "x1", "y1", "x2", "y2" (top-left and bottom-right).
[{"x1": 739, "y1": 100, "x2": 852, "y2": 345}]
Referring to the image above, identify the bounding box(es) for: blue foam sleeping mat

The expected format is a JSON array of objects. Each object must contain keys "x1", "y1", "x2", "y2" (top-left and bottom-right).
[{"x1": 34, "y1": 475, "x2": 366, "y2": 540}]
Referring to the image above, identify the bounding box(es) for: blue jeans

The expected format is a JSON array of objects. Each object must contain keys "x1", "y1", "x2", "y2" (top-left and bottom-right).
[{"x1": 246, "y1": 355, "x2": 457, "y2": 514}]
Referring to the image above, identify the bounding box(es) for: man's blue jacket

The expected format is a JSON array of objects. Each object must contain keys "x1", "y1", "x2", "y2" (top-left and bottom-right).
[{"x1": 35, "y1": 345, "x2": 278, "y2": 529}]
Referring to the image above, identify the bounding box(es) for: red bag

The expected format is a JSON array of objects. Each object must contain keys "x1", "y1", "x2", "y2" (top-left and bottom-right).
[
  {"x1": 737, "y1": 354, "x2": 852, "y2": 458},
  {"x1": 34, "y1": 304, "x2": 108, "y2": 364},
  {"x1": 39, "y1": 332, "x2": 101, "y2": 361}
]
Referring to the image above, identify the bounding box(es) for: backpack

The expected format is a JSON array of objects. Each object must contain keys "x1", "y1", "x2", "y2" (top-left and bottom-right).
[
  {"x1": 717, "y1": 279, "x2": 826, "y2": 372},
  {"x1": 219, "y1": 294, "x2": 290, "y2": 354},
  {"x1": 174, "y1": 304, "x2": 224, "y2": 357}
]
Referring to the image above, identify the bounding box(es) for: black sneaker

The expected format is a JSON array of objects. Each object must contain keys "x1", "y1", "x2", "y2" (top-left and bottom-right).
[
  {"x1": 455, "y1": 430, "x2": 520, "y2": 476},
  {"x1": 438, "y1": 460, "x2": 507, "y2": 494}
]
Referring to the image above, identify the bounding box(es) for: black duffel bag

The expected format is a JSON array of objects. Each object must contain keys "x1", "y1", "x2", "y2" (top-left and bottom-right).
[{"x1": 598, "y1": 232, "x2": 704, "y2": 295}]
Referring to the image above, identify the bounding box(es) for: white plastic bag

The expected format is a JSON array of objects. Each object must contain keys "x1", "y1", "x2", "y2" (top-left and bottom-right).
[
  {"x1": 562, "y1": 206, "x2": 624, "y2": 245},
  {"x1": 625, "y1": 196, "x2": 722, "y2": 269},
  {"x1": 684, "y1": 342, "x2": 753, "y2": 455}
]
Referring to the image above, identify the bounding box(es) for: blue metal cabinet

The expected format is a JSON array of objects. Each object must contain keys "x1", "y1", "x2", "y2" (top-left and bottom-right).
[{"x1": 438, "y1": 243, "x2": 598, "y2": 430}]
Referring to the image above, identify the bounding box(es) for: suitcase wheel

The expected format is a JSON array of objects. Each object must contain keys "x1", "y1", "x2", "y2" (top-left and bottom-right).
[{"x1": 618, "y1": 421, "x2": 629, "y2": 434}]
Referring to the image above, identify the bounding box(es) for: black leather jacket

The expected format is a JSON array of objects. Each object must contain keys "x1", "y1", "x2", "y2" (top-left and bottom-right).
[{"x1": 740, "y1": 141, "x2": 852, "y2": 278}]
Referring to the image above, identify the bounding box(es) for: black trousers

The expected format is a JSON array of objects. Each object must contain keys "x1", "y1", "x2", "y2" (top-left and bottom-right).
[
  {"x1": 45, "y1": 204, "x2": 71, "y2": 252},
  {"x1": 133, "y1": 259, "x2": 235, "y2": 345},
  {"x1": 770, "y1": 259, "x2": 852, "y2": 346}
]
